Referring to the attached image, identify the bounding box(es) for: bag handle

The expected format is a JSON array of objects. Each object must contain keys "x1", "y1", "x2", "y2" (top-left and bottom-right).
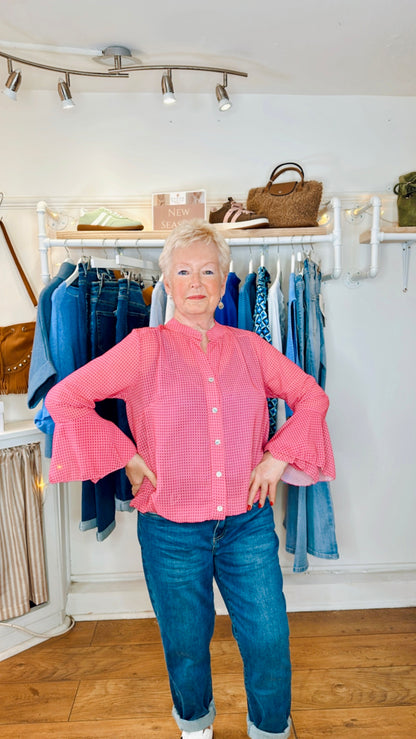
[
  {"x1": 0, "y1": 219, "x2": 38, "y2": 307},
  {"x1": 266, "y1": 162, "x2": 305, "y2": 194},
  {"x1": 393, "y1": 176, "x2": 416, "y2": 198}
]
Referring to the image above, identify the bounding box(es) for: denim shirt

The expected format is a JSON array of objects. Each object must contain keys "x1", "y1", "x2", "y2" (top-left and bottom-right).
[{"x1": 27, "y1": 261, "x2": 76, "y2": 409}]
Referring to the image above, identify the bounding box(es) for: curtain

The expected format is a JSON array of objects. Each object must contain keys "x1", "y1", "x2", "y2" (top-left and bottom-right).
[{"x1": 0, "y1": 442, "x2": 48, "y2": 620}]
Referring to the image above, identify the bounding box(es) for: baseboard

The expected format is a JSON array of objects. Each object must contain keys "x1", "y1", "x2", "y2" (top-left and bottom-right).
[
  {"x1": 0, "y1": 607, "x2": 73, "y2": 661},
  {"x1": 66, "y1": 567, "x2": 416, "y2": 621}
]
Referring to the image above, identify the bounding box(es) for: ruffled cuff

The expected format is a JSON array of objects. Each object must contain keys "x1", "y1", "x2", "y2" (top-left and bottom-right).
[
  {"x1": 48, "y1": 416, "x2": 137, "y2": 484},
  {"x1": 265, "y1": 409, "x2": 335, "y2": 486}
]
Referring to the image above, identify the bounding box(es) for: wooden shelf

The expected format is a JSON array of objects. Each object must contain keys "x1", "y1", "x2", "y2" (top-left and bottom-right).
[
  {"x1": 38, "y1": 199, "x2": 342, "y2": 283},
  {"x1": 57, "y1": 225, "x2": 331, "y2": 241},
  {"x1": 360, "y1": 224, "x2": 416, "y2": 243}
]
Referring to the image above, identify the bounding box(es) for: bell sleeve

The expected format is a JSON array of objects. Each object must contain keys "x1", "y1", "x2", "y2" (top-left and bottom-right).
[
  {"x1": 45, "y1": 331, "x2": 140, "y2": 484},
  {"x1": 251, "y1": 334, "x2": 336, "y2": 486}
]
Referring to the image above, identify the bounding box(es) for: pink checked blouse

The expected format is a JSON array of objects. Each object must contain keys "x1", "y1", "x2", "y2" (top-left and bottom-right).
[{"x1": 46, "y1": 319, "x2": 335, "y2": 523}]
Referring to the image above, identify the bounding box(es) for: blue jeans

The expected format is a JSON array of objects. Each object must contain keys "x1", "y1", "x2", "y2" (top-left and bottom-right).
[
  {"x1": 137, "y1": 502, "x2": 292, "y2": 739},
  {"x1": 81, "y1": 276, "x2": 119, "y2": 540},
  {"x1": 115, "y1": 278, "x2": 150, "y2": 506},
  {"x1": 82, "y1": 276, "x2": 150, "y2": 540},
  {"x1": 285, "y1": 260, "x2": 338, "y2": 572}
]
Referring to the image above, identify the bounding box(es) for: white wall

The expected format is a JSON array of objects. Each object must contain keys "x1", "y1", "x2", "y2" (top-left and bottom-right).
[{"x1": 1, "y1": 90, "x2": 415, "y2": 616}]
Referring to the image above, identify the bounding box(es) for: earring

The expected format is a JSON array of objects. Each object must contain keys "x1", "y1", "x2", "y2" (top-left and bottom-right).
[{"x1": 218, "y1": 300, "x2": 224, "y2": 310}]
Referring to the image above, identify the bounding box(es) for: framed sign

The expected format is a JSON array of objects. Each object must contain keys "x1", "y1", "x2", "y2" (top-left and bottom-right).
[{"x1": 152, "y1": 190, "x2": 206, "y2": 231}]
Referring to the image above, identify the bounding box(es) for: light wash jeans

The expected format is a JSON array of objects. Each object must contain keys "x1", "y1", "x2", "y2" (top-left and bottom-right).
[
  {"x1": 285, "y1": 261, "x2": 338, "y2": 572},
  {"x1": 137, "y1": 501, "x2": 292, "y2": 738}
]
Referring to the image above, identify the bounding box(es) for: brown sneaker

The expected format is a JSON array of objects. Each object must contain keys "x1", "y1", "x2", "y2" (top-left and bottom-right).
[{"x1": 209, "y1": 197, "x2": 269, "y2": 229}]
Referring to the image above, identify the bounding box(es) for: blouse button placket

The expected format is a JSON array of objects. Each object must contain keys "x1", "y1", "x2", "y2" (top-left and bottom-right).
[{"x1": 203, "y1": 368, "x2": 226, "y2": 517}]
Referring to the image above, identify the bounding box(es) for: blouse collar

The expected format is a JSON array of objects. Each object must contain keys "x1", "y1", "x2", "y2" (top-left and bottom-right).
[{"x1": 165, "y1": 317, "x2": 225, "y2": 343}]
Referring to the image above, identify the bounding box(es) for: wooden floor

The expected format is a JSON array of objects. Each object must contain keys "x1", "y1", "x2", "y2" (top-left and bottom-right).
[{"x1": 0, "y1": 608, "x2": 415, "y2": 738}]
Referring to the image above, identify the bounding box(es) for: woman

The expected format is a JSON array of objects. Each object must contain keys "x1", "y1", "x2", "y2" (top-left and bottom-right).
[{"x1": 46, "y1": 219, "x2": 335, "y2": 739}]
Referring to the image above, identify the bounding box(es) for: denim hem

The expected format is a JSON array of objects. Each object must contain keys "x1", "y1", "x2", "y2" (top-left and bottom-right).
[
  {"x1": 286, "y1": 544, "x2": 339, "y2": 560},
  {"x1": 172, "y1": 699, "x2": 216, "y2": 732},
  {"x1": 115, "y1": 498, "x2": 134, "y2": 512},
  {"x1": 79, "y1": 518, "x2": 97, "y2": 532},
  {"x1": 308, "y1": 548, "x2": 339, "y2": 559},
  {"x1": 247, "y1": 715, "x2": 291, "y2": 738},
  {"x1": 96, "y1": 519, "x2": 116, "y2": 542}
]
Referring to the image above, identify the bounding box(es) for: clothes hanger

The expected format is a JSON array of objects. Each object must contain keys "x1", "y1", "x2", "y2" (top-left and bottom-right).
[
  {"x1": 276, "y1": 247, "x2": 281, "y2": 283},
  {"x1": 62, "y1": 244, "x2": 75, "y2": 265},
  {"x1": 90, "y1": 254, "x2": 120, "y2": 269},
  {"x1": 248, "y1": 246, "x2": 254, "y2": 274},
  {"x1": 296, "y1": 250, "x2": 304, "y2": 275},
  {"x1": 65, "y1": 255, "x2": 90, "y2": 286},
  {"x1": 115, "y1": 253, "x2": 156, "y2": 271}
]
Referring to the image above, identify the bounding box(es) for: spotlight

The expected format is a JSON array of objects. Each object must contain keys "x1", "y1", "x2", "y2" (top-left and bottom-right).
[
  {"x1": 161, "y1": 69, "x2": 176, "y2": 104},
  {"x1": 216, "y1": 73, "x2": 231, "y2": 111},
  {"x1": 58, "y1": 73, "x2": 74, "y2": 109},
  {"x1": 3, "y1": 59, "x2": 21, "y2": 100}
]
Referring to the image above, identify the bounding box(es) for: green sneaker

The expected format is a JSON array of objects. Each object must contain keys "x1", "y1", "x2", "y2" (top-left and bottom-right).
[{"x1": 77, "y1": 207, "x2": 144, "y2": 231}]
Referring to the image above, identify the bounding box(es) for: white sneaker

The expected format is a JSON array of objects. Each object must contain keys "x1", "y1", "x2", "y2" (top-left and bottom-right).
[{"x1": 181, "y1": 726, "x2": 213, "y2": 739}]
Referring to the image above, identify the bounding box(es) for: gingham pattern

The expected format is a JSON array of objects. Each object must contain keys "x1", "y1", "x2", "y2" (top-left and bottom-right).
[{"x1": 46, "y1": 319, "x2": 335, "y2": 523}]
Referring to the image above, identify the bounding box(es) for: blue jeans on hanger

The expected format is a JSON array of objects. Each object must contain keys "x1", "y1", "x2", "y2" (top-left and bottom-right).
[
  {"x1": 81, "y1": 276, "x2": 151, "y2": 539},
  {"x1": 285, "y1": 260, "x2": 338, "y2": 572},
  {"x1": 114, "y1": 277, "x2": 150, "y2": 507},
  {"x1": 137, "y1": 501, "x2": 291, "y2": 739},
  {"x1": 81, "y1": 276, "x2": 120, "y2": 541}
]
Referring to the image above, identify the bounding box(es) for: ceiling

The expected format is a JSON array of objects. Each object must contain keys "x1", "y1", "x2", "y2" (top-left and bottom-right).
[{"x1": 1, "y1": 0, "x2": 416, "y2": 96}]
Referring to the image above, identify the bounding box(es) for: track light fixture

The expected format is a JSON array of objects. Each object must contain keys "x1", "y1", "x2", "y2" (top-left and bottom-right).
[
  {"x1": 161, "y1": 69, "x2": 176, "y2": 105},
  {"x1": 57, "y1": 72, "x2": 75, "y2": 109},
  {"x1": 0, "y1": 46, "x2": 246, "y2": 110},
  {"x1": 3, "y1": 58, "x2": 22, "y2": 100},
  {"x1": 216, "y1": 73, "x2": 232, "y2": 111}
]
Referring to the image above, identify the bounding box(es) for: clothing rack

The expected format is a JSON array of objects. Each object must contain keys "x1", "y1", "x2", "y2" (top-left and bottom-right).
[
  {"x1": 37, "y1": 198, "x2": 342, "y2": 285},
  {"x1": 350, "y1": 195, "x2": 415, "y2": 291}
]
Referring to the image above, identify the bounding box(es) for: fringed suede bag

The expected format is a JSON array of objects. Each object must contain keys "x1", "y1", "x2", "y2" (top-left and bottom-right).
[
  {"x1": 0, "y1": 219, "x2": 37, "y2": 395},
  {"x1": 247, "y1": 162, "x2": 323, "y2": 228}
]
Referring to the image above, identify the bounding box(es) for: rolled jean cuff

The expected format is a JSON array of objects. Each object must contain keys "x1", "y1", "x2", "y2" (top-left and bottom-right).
[
  {"x1": 247, "y1": 715, "x2": 292, "y2": 739},
  {"x1": 172, "y1": 699, "x2": 216, "y2": 732}
]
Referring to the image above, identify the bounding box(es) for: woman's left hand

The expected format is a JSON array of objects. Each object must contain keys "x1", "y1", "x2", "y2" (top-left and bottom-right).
[{"x1": 248, "y1": 452, "x2": 288, "y2": 510}]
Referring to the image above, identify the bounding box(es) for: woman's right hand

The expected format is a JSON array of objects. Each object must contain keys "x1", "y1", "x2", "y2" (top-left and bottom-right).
[{"x1": 125, "y1": 453, "x2": 157, "y2": 497}]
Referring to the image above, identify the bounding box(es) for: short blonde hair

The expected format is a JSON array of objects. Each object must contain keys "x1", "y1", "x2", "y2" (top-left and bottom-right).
[{"x1": 159, "y1": 219, "x2": 231, "y2": 279}]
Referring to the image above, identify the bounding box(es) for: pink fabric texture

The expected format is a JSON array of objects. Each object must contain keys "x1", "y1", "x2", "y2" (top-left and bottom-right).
[{"x1": 45, "y1": 319, "x2": 335, "y2": 523}]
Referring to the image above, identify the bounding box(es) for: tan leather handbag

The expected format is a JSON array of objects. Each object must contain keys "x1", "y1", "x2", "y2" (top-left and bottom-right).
[
  {"x1": 0, "y1": 220, "x2": 37, "y2": 394},
  {"x1": 247, "y1": 162, "x2": 323, "y2": 228}
]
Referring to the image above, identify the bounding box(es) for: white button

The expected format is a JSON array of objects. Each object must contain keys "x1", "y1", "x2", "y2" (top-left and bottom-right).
[
  {"x1": 217, "y1": 505, "x2": 223, "y2": 512},
  {"x1": 215, "y1": 439, "x2": 221, "y2": 445},
  {"x1": 216, "y1": 471, "x2": 222, "y2": 477},
  {"x1": 208, "y1": 377, "x2": 214, "y2": 382},
  {"x1": 212, "y1": 407, "x2": 218, "y2": 413}
]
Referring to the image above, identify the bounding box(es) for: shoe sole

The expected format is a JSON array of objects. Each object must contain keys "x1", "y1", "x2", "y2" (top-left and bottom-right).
[
  {"x1": 77, "y1": 224, "x2": 144, "y2": 231},
  {"x1": 211, "y1": 219, "x2": 269, "y2": 230}
]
